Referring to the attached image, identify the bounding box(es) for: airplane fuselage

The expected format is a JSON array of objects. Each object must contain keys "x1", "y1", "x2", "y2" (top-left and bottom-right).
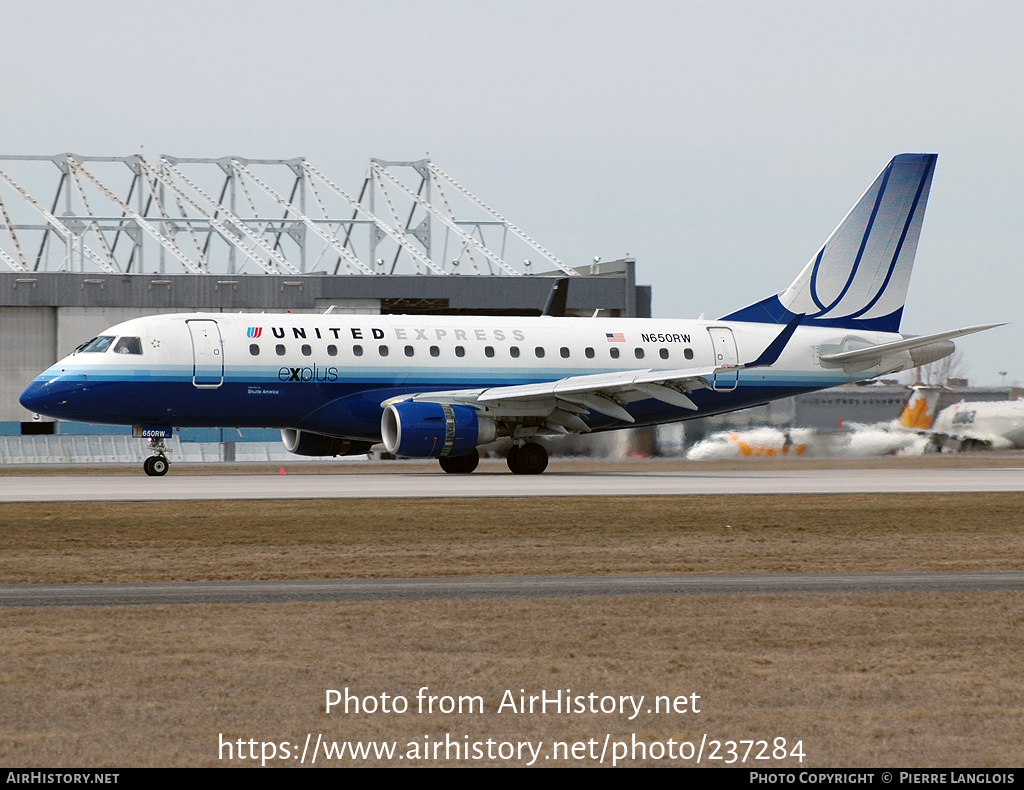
[
  {"x1": 22, "y1": 311, "x2": 902, "y2": 442},
  {"x1": 930, "y1": 400, "x2": 1024, "y2": 449},
  {"x1": 19, "y1": 155, "x2": 999, "y2": 475}
]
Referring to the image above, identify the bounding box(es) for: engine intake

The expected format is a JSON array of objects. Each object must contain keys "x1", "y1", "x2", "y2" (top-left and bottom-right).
[{"x1": 381, "y1": 402, "x2": 496, "y2": 458}]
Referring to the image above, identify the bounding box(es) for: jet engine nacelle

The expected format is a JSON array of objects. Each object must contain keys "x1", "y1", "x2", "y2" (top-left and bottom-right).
[
  {"x1": 381, "y1": 402, "x2": 497, "y2": 458},
  {"x1": 281, "y1": 429, "x2": 374, "y2": 457}
]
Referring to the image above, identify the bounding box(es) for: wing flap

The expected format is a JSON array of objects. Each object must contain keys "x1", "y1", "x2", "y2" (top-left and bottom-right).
[{"x1": 476, "y1": 366, "x2": 717, "y2": 403}]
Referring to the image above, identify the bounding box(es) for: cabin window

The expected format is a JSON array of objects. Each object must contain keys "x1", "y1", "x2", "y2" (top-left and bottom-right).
[
  {"x1": 455, "y1": 346, "x2": 466, "y2": 358},
  {"x1": 585, "y1": 347, "x2": 595, "y2": 359},
  {"x1": 78, "y1": 336, "x2": 115, "y2": 353},
  {"x1": 659, "y1": 348, "x2": 669, "y2": 360},
  {"x1": 404, "y1": 345, "x2": 415, "y2": 357},
  {"x1": 301, "y1": 344, "x2": 312, "y2": 357},
  {"x1": 276, "y1": 344, "x2": 286, "y2": 356},
  {"x1": 535, "y1": 347, "x2": 545, "y2": 358},
  {"x1": 484, "y1": 346, "x2": 495, "y2": 358},
  {"x1": 113, "y1": 337, "x2": 143, "y2": 355},
  {"x1": 634, "y1": 348, "x2": 645, "y2": 359},
  {"x1": 379, "y1": 345, "x2": 389, "y2": 357},
  {"x1": 249, "y1": 344, "x2": 260, "y2": 356},
  {"x1": 609, "y1": 347, "x2": 620, "y2": 359},
  {"x1": 353, "y1": 345, "x2": 363, "y2": 357},
  {"x1": 510, "y1": 346, "x2": 520, "y2": 358},
  {"x1": 430, "y1": 345, "x2": 440, "y2": 358},
  {"x1": 560, "y1": 347, "x2": 570, "y2": 359},
  {"x1": 684, "y1": 348, "x2": 694, "y2": 360},
  {"x1": 327, "y1": 345, "x2": 337, "y2": 356}
]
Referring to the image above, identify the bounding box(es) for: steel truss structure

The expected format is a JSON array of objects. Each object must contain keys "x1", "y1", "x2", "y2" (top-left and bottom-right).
[{"x1": 0, "y1": 154, "x2": 576, "y2": 277}]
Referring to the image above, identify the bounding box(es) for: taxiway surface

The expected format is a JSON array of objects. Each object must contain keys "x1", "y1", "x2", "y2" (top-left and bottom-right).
[
  {"x1": 3, "y1": 572, "x2": 1023, "y2": 607},
  {"x1": 2, "y1": 466, "x2": 1024, "y2": 502}
]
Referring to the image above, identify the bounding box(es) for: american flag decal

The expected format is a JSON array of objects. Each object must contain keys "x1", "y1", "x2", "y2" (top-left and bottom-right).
[
  {"x1": 247, "y1": 327, "x2": 262, "y2": 339},
  {"x1": 606, "y1": 332, "x2": 625, "y2": 342}
]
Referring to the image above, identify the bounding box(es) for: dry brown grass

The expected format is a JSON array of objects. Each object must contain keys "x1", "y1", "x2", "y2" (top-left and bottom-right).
[
  {"x1": 1, "y1": 493, "x2": 1022, "y2": 583},
  {"x1": 3, "y1": 594, "x2": 1022, "y2": 767},
  {"x1": 2, "y1": 492, "x2": 1023, "y2": 768}
]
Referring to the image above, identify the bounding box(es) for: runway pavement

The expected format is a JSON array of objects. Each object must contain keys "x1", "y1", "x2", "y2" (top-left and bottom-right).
[
  {"x1": 1, "y1": 465, "x2": 1022, "y2": 502},
  {"x1": 4, "y1": 572, "x2": 1023, "y2": 607}
]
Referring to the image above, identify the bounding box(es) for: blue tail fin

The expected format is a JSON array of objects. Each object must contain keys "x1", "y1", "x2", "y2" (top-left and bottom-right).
[{"x1": 722, "y1": 153, "x2": 937, "y2": 333}]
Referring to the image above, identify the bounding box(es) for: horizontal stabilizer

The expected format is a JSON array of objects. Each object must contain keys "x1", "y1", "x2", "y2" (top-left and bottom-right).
[{"x1": 819, "y1": 323, "x2": 1004, "y2": 366}]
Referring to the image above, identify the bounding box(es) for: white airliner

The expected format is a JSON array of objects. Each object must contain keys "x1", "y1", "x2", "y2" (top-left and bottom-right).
[
  {"x1": 927, "y1": 398, "x2": 1024, "y2": 451},
  {"x1": 685, "y1": 386, "x2": 944, "y2": 460},
  {"x1": 19, "y1": 154, "x2": 1002, "y2": 476}
]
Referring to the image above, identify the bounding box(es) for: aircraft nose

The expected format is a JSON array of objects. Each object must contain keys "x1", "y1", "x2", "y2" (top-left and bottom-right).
[
  {"x1": 19, "y1": 377, "x2": 57, "y2": 416},
  {"x1": 19, "y1": 372, "x2": 82, "y2": 419}
]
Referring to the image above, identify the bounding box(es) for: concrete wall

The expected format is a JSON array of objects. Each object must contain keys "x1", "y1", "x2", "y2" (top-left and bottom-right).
[
  {"x1": 794, "y1": 386, "x2": 910, "y2": 430},
  {"x1": 0, "y1": 307, "x2": 56, "y2": 425}
]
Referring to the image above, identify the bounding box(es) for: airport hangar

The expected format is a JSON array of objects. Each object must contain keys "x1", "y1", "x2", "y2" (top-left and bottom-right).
[{"x1": 0, "y1": 154, "x2": 649, "y2": 447}]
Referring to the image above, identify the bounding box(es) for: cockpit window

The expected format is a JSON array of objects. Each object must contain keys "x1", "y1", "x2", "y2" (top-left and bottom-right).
[
  {"x1": 113, "y1": 336, "x2": 143, "y2": 355},
  {"x1": 77, "y1": 336, "x2": 115, "y2": 353}
]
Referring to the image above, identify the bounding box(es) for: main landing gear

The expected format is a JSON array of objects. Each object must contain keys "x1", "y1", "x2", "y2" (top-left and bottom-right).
[
  {"x1": 435, "y1": 442, "x2": 549, "y2": 474},
  {"x1": 143, "y1": 437, "x2": 170, "y2": 477},
  {"x1": 438, "y1": 450, "x2": 480, "y2": 474},
  {"x1": 506, "y1": 442, "x2": 548, "y2": 475}
]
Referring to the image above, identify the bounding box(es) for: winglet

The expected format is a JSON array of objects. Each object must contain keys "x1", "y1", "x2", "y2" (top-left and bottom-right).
[
  {"x1": 743, "y1": 313, "x2": 804, "y2": 369},
  {"x1": 540, "y1": 278, "x2": 569, "y2": 317}
]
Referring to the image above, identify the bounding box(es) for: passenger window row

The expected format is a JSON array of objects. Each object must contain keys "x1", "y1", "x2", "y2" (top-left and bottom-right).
[{"x1": 248, "y1": 343, "x2": 695, "y2": 361}]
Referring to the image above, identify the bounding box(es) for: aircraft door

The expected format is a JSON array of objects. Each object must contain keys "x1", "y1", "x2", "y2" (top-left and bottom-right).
[
  {"x1": 707, "y1": 327, "x2": 739, "y2": 391},
  {"x1": 186, "y1": 319, "x2": 224, "y2": 388}
]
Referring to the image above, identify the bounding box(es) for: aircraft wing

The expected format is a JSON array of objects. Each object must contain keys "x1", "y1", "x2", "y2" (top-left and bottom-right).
[
  {"x1": 475, "y1": 366, "x2": 719, "y2": 422},
  {"x1": 923, "y1": 428, "x2": 1006, "y2": 451},
  {"x1": 384, "y1": 315, "x2": 804, "y2": 432},
  {"x1": 922, "y1": 420, "x2": 1015, "y2": 451},
  {"x1": 385, "y1": 365, "x2": 717, "y2": 431}
]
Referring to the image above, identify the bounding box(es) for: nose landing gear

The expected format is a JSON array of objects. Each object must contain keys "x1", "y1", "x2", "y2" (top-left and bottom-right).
[
  {"x1": 143, "y1": 436, "x2": 171, "y2": 476},
  {"x1": 143, "y1": 455, "x2": 169, "y2": 476}
]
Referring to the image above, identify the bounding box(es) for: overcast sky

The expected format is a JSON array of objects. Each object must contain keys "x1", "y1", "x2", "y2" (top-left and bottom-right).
[{"x1": 2, "y1": 0, "x2": 1020, "y2": 384}]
